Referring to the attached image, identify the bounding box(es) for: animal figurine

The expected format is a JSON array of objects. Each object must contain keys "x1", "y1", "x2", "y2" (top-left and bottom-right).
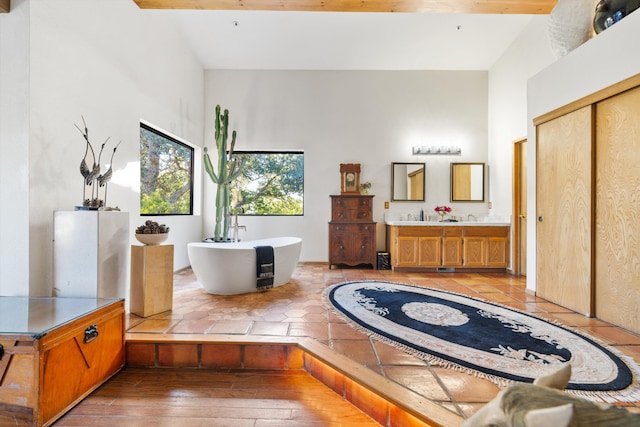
[{"x1": 462, "y1": 364, "x2": 640, "y2": 427}]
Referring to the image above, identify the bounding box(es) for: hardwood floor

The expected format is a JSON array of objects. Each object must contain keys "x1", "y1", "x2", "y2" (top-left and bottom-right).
[{"x1": 54, "y1": 368, "x2": 379, "y2": 426}]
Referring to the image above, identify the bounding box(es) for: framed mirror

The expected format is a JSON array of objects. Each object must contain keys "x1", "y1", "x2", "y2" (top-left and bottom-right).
[
  {"x1": 391, "y1": 162, "x2": 425, "y2": 202},
  {"x1": 451, "y1": 163, "x2": 485, "y2": 202}
]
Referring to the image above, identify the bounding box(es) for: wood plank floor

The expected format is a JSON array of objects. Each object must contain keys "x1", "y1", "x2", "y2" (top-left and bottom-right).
[{"x1": 53, "y1": 367, "x2": 380, "y2": 426}]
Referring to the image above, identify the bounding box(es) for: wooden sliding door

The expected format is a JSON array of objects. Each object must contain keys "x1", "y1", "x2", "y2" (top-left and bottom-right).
[
  {"x1": 595, "y1": 86, "x2": 640, "y2": 334},
  {"x1": 536, "y1": 105, "x2": 593, "y2": 316}
]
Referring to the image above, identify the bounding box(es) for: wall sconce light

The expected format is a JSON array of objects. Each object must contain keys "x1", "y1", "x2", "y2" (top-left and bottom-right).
[{"x1": 412, "y1": 145, "x2": 462, "y2": 155}]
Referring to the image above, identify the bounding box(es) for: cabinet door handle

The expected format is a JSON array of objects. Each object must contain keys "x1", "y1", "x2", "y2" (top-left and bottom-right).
[
  {"x1": 364, "y1": 226, "x2": 369, "y2": 230},
  {"x1": 84, "y1": 324, "x2": 99, "y2": 344},
  {"x1": 538, "y1": 216, "x2": 543, "y2": 222},
  {"x1": 336, "y1": 226, "x2": 340, "y2": 231},
  {"x1": 361, "y1": 245, "x2": 365, "y2": 249},
  {"x1": 339, "y1": 245, "x2": 344, "y2": 249}
]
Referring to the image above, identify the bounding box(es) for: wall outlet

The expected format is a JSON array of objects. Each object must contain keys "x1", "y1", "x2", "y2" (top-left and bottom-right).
[
  {"x1": 384, "y1": 201, "x2": 389, "y2": 209},
  {"x1": 488, "y1": 201, "x2": 492, "y2": 209}
]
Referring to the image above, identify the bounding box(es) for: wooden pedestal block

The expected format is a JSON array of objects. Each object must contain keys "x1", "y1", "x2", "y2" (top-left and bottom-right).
[
  {"x1": 130, "y1": 244, "x2": 174, "y2": 317},
  {"x1": 0, "y1": 298, "x2": 125, "y2": 426}
]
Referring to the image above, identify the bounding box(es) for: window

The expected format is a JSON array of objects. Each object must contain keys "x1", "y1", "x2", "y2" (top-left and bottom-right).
[
  {"x1": 233, "y1": 151, "x2": 304, "y2": 216},
  {"x1": 140, "y1": 123, "x2": 194, "y2": 215}
]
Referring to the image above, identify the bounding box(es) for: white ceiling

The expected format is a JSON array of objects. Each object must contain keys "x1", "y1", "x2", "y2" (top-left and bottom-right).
[{"x1": 155, "y1": 10, "x2": 544, "y2": 70}]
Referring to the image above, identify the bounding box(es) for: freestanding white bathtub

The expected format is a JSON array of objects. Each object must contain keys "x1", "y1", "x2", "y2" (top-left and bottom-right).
[{"x1": 187, "y1": 237, "x2": 302, "y2": 295}]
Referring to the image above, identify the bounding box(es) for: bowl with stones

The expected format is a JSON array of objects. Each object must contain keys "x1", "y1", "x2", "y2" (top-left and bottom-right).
[{"x1": 135, "y1": 220, "x2": 170, "y2": 245}]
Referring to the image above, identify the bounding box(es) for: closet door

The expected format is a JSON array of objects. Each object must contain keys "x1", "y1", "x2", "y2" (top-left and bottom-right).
[
  {"x1": 595, "y1": 86, "x2": 640, "y2": 334},
  {"x1": 536, "y1": 105, "x2": 593, "y2": 315}
]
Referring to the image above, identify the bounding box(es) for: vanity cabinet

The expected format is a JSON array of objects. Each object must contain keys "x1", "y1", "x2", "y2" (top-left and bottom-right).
[
  {"x1": 443, "y1": 229, "x2": 463, "y2": 267},
  {"x1": 463, "y1": 227, "x2": 510, "y2": 268},
  {"x1": 462, "y1": 236, "x2": 486, "y2": 267},
  {"x1": 395, "y1": 227, "x2": 441, "y2": 267},
  {"x1": 386, "y1": 225, "x2": 509, "y2": 271},
  {"x1": 329, "y1": 195, "x2": 376, "y2": 269}
]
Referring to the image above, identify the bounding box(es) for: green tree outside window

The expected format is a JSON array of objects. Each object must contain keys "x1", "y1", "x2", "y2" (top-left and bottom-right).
[
  {"x1": 140, "y1": 123, "x2": 194, "y2": 215},
  {"x1": 233, "y1": 151, "x2": 304, "y2": 216}
]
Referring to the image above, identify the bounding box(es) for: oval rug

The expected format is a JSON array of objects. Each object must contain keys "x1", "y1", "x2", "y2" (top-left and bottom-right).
[{"x1": 326, "y1": 281, "x2": 640, "y2": 398}]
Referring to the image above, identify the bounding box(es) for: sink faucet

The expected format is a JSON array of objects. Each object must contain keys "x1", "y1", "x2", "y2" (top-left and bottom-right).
[
  {"x1": 229, "y1": 207, "x2": 246, "y2": 242},
  {"x1": 467, "y1": 214, "x2": 477, "y2": 222}
]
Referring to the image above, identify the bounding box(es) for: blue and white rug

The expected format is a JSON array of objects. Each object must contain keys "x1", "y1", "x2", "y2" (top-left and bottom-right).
[{"x1": 326, "y1": 281, "x2": 640, "y2": 401}]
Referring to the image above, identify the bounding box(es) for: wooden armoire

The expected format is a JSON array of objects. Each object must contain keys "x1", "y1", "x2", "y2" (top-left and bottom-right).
[
  {"x1": 328, "y1": 195, "x2": 376, "y2": 269},
  {"x1": 535, "y1": 74, "x2": 640, "y2": 334}
]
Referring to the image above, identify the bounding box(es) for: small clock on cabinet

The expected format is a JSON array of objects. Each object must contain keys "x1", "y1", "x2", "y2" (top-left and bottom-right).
[{"x1": 340, "y1": 163, "x2": 360, "y2": 194}]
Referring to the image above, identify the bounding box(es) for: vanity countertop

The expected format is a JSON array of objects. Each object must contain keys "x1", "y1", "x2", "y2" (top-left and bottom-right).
[{"x1": 385, "y1": 220, "x2": 511, "y2": 227}]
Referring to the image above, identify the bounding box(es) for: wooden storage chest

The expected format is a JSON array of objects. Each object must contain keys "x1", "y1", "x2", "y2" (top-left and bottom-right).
[{"x1": 0, "y1": 297, "x2": 125, "y2": 426}]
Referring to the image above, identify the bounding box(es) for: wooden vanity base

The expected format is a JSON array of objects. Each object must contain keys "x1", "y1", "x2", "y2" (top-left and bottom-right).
[{"x1": 386, "y1": 225, "x2": 510, "y2": 272}]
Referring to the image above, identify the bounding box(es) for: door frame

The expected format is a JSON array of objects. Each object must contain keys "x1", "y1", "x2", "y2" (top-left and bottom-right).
[{"x1": 512, "y1": 137, "x2": 526, "y2": 276}]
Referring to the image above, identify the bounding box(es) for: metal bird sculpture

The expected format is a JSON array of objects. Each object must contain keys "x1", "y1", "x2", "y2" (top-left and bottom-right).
[
  {"x1": 88, "y1": 137, "x2": 108, "y2": 184},
  {"x1": 75, "y1": 116, "x2": 113, "y2": 209},
  {"x1": 80, "y1": 142, "x2": 92, "y2": 184},
  {"x1": 75, "y1": 116, "x2": 96, "y2": 186},
  {"x1": 98, "y1": 141, "x2": 121, "y2": 187},
  {"x1": 75, "y1": 116, "x2": 99, "y2": 206},
  {"x1": 98, "y1": 141, "x2": 121, "y2": 208}
]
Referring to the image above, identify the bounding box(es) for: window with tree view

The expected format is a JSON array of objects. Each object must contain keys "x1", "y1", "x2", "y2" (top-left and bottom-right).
[
  {"x1": 233, "y1": 151, "x2": 304, "y2": 216},
  {"x1": 140, "y1": 123, "x2": 194, "y2": 215}
]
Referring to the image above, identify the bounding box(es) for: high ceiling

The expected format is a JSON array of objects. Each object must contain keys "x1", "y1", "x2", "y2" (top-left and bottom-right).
[{"x1": 134, "y1": 0, "x2": 557, "y2": 70}]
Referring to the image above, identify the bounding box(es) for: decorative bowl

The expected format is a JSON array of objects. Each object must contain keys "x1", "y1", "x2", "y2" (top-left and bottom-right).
[{"x1": 135, "y1": 233, "x2": 169, "y2": 246}]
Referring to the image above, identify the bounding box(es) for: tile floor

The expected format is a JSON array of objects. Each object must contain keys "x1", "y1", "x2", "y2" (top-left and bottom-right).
[{"x1": 126, "y1": 263, "x2": 640, "y2": 421}]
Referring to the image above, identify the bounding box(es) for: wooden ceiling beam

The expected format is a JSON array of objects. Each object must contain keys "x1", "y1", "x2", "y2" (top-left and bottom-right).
[
  {"x1": 132, "y1": 0, "x2": 557, "y2": 15},
  {"x1": 0, "y1": 0, "x2": 10, "y2": 14}
]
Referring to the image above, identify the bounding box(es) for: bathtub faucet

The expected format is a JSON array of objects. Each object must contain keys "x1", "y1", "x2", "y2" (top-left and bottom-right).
[{"x1": 229, "y1": 207, "x2": 246, "y2": 242}]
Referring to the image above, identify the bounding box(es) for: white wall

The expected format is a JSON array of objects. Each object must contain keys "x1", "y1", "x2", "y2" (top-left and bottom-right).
[
  {"x1": 204, "y1": 70, "x2": 489, "y2": 262},
  {"x1": 8, "y1": 1, "x2": 628, "y2": 296},
  {"x1": 527, "y1": 11, "x2": 640, "y2": 290},
  {"x1": 0, "y1": 0, "x2": 30, "y2": 295},
  {"x1": 487, "y1": 17, "x2": 555, "y2": 216},
  {"x1": 0, "y1": 0, "x2": 205, "y2": 296}
]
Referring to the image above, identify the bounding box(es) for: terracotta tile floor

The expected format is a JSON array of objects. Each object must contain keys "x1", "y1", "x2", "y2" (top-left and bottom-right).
[{"x1": 126, "y1": 263, "x2": 640, "y2": 421}]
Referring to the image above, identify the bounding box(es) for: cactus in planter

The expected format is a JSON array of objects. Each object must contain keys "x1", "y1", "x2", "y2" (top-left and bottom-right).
[{"x1": 204, "y1": 105, "x2": 247, "y2": 242}]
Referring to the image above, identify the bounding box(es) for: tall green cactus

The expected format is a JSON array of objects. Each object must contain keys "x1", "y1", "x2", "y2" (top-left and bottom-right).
[{"x1": 203, "y1": 105, "x2": 246, "y2": 241}]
